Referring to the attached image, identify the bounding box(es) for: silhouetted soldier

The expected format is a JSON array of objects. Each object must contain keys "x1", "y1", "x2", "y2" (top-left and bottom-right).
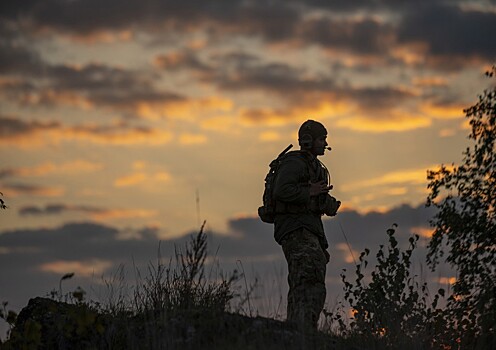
[{"x1": 273, "y1": 120, "x2": 340, "y2": 330}]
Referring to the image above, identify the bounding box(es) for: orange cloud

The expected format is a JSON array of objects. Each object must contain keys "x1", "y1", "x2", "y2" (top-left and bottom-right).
[
  {"x1": 239, "y1": 99, "x2": 434, "y2": 134},
  {"x1": 179, "y1": 133, "x2": 208, "y2": 145},
  {"x1": 390, "y1": 43, "x2": 429, "y2": 66},
  {"x1": 410, "y1": 226, "x2": 434, "y2": 238},
  {"x1": 114, "y1": 170, "x2": 172, "y2": 188},
  {"x1": 21, "y1": 89, "x2": 93, "y2": 110},
  {"x1": 153, "y1": 172, "x2": 171, "y2": 182},
  {"x1": 420, "y1": 103, "x2": 464, "y2": 120},
  {"x1": 439, "y1": 128, "x2": 457, "y2": 137},
  {"x1": 336, "y1": 242, "x2": 359, "y2": 264},
  {"x1": 1, "y1": 120, "x2": 173, "y2": 148},
  {"x1": 200, "y1": 116, "x2": 238, "y2": 132},
  {"x1": 3, "y1": 184, "x2": 64, "y2": 197},
  {"x1": 59, "y1": 160, "x2": 104, "y2": 173},
  {"x1": 136, "y1": 97, "x2": 233, "y2": 121},
  {"x1": 154, "y1": 51, "x2": 188, "y2": 68},
  {"x1": 64, "y1": 125, "x2": 174, "y2": 145},
  {"x1": 335, "y1": 110, "x2": 431, "y2": 133},
  {"x1": 90, "y1": 209, "x2": 157, "y2": 220},
  {"x1": 132, "y1": 161, "x2": 147, "y2": 170},
  {"x1": 1, "y1": 161, "x2": 103, "y2": 178},
  {"x1": 438, "y1": 277, "x2": 457, "y2": 285},
  {"x1": 384, "y1": 187, "x2": 408, "y2": 196},
  {"x1": 38, "y1": 26, "x2": 135, "y2": 44},
  {"x1": 114, "y1": 172, "x2": 147, "y2": 187},
  {"x1": 39, "y1": 259, "x2": 113, "y2": 277},
  {"x1": 342, "y1": 167, "x2": 430, "y2": 191},
  {"x1": 259, "y1": 131, "x2": 281, "y2": 142},
  {"x1": 240, "y1": 100, "x2": 348, "y2": 127},
  {"x1": 412, "y1": 76, "x2": 448, "y2": 87}
]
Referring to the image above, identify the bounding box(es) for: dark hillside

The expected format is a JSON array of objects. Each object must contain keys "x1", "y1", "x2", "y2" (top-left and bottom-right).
[{"x1": 2, "y1": 297, "x2": 339, "y2": 350}]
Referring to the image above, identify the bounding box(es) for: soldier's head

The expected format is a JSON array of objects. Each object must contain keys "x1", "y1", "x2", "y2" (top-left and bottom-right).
[{"x1": 298, "y1": 119, "x2": 328, "y2": 156}]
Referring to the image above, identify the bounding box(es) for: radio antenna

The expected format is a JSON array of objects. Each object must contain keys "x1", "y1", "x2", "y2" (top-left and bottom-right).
[{"x1": 339, "y1": 221, "x2": 357, "y2": 266}]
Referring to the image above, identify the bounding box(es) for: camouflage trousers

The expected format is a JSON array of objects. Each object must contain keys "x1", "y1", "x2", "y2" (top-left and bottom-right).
[{"x1": 281, "y1": 228, "x2": 327, "y2": 330}]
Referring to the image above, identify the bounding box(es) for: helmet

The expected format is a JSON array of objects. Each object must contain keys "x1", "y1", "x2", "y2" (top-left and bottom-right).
[{"x1": 298, "y1": 120, "x2": 327, "y2": 149}]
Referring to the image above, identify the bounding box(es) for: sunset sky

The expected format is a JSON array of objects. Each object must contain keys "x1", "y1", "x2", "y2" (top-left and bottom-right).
[{"x1": 1, "y1": 0, "x2": 495, "y2": 329}]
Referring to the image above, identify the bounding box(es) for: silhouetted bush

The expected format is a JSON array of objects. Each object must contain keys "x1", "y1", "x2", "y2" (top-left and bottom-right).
[
  {"x1": 324, "y1": 225, "x2": 448, "y2": 349},
  {"x1": 426, "y1": 65, "x2": 496, "y2": 349}
]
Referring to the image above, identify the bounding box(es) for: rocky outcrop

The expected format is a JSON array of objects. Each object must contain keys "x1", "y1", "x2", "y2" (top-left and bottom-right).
[
  {"x1": 2, "y1": 297, "x2": 109, "y2": 349},
  {"x1": 3, "y1": 297, "x2": 339, "y2": 349}
]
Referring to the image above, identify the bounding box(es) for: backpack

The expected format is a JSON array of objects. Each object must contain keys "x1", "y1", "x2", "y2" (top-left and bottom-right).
[
  {"x1": 258, "y1": 144, "x2": 294, "y2": 223},
  {"x1": 258, "y1": 145, "x2": 336, "y2": 223}
]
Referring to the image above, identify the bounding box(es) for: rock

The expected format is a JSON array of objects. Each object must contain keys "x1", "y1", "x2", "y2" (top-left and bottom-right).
[
  {"x1": 3, "y1": 297, "x2": 339, "y2": 349},
  {"x1": 3, "y1": 297, "x2": 106, "y2": 350}
]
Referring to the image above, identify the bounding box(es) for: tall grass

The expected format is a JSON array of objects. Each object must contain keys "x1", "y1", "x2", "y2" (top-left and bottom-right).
[{"x1": 131, "y1": 221, "x2": 237, "y2": 316}]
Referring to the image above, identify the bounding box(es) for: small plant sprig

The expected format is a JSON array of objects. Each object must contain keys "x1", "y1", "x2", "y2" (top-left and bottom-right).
[
  {"x1": 0, "y1": 192, "x2": 7, "y2": 210},
  {"x1": 0, "y1": 301, "x2": 18, "y2": 333}
]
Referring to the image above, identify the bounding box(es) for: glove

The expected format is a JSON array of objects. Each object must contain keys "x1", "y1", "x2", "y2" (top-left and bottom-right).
[{"x1": 323, "y1": 195, "x2": 341, "y2": 216}]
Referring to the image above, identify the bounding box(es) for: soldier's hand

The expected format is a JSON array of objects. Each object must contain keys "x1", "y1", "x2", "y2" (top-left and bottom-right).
[
  {"x1": 309, "y1": 180, "x2": 330, "y2": 196},
  {"x1": 323, "y1": 196, "x2": 341, "y2": 216}
]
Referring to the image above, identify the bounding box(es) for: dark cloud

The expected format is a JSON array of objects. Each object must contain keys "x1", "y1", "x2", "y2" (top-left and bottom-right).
[
  {"x1": 299, "y1": 17, "x2": 394, "y2": 55},
  {"x1": 1, "y1": 0, "x2": 493, "y2": 119},
  {"x1": 0, "y1": 0, "x2": 493, "y2": 71},
  {"x1": 0, "y1": 21, "x2": 184, "y2": 113},
  {"x1": 0, "y1": 60, "x2": 184, "y2": 113},
  {"x1": 19, "y1": 204, "x2": 99, "y2": 216},
  {"x1": 155, "y1": 50, "x2": 212, "y2": 73},
  {"x1": 0, "y1": 169, "x2": 16, "y2": 180},
  {"x1": 0, "y1": 40, "x2": 43, "y2": 76},
  {"x1": 0, "y1": 183, "x2": 62, "y2": 197},
  {"x1": 0, "y1": 0, "x2": 298, "y2": 40},
  {"x1": 2, "y1": 204, "x2": 435, "y2": 264},
  {"x1": 0, "y1": 116, "x2": 60, "y2": 137},
  {"x1": 157, "y1": 51, "x2": 304, "y2": 94},
  {"x1": 47, "y1": 64, "x2": 184, "y2": 107},
  {"x1": 1, "y1": 0, "x2": 145, "y2": 35},
  {"x1": 398, "y1": 3, "x2": 496, "y2": 66},
  {"x1": 340, "y1": 86, "x2": 416, "y2": 111},
  {"x1": 215, "y1": 62, "x2": 334, "y2": 95},
  {"x1": 0, "y1": 21, "x2": 45, "y2": 75},
  {"x1": 0, "y1": 0, "x2": 40, "y2": 19},
  {"x1": 0, "y1": 116, "x2": 173, "y2": 146},
  {"x1": 222, "y1": 2, "x2": 300, "y2": 42},
  {"x1": 0, "y1": 222, "x2": 172, "y2": 265},
  {"x1": 157, "y1": 50, "x2": 414, "y2": 112},
  {"x1": 0, "y1": 203, "x2": 456, "y2": 330},
  {"x1": 156, "y1": 50, "x2": 334, "y2": 100},
  {"x1": 325, "y1": 204, "x2": 436, "y2": 249},
  {"x1": 17, "y1": 204, "x2": 154, "y2": 221}
]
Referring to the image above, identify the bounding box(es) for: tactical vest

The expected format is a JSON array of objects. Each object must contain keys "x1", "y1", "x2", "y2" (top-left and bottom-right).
[{"x1": 258, "y1": 149, "x2": 330, "y2": 223}]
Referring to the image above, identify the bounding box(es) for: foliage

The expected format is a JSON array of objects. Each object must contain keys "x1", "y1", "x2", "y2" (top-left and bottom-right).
[
  {"x1": 0, "y1": 302, "x2": 18, "y2": 344},
  {"x1": 325, "y1": 226, "x2": 447, "y2": 349},
  {"x1": 426, "y1": 66, "x2": 496, "y2": 347},
  {"x1": 0, "y1": 192, "x2": 7, "y2": 210}
]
